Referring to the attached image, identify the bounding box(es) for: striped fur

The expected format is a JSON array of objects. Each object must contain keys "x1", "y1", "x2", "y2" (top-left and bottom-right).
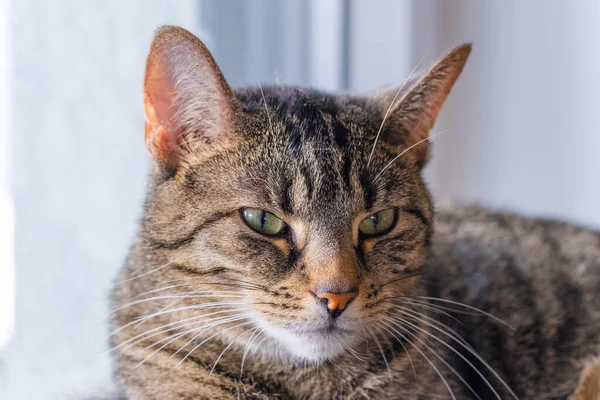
[{"x1": 109, "y1": 27, "x2": 600, "y2": 399}]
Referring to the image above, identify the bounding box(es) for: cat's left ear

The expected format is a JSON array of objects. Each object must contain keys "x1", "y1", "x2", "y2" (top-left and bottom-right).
[
  {"x1": 372, "y1": 44, "x2": 471, "y2": 167},
  {"x1": 143, "y1": 26, "x2": 241, "y2": 169}
]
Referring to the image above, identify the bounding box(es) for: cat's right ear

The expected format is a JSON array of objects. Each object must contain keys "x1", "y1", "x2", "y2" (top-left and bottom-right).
[{"x1": 143, "y1": 26, "x2": 240, "y2": 169}]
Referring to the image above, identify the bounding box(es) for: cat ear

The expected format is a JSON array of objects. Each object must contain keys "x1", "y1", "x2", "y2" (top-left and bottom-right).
[
  {"x1": 143, "y1": 26, "x2": 240, "y2": 169},
  {"x1": 373, "y1": 44, "x2": 471, "y2": 166}
]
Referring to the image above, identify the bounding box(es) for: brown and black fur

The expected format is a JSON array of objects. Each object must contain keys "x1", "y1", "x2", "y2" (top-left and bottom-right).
[{"x1": 110, "y1": 26, "x2": 600, "y2": 399}]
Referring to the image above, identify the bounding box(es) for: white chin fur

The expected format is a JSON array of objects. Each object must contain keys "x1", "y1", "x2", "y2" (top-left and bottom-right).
[{"x1": 257, "y1": 320, "x2": 357, "y2": 362}]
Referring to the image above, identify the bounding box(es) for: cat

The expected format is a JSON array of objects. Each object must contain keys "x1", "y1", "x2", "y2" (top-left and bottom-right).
[{"x1": 109, "y1": 26, "x2": 600, "y2": 399}]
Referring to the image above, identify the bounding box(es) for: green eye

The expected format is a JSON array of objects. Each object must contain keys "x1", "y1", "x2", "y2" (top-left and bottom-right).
[
  {"x1": 359, "y1": 208, "x2": 397, "y2": 238},
  {"x1": 241, "y1": 208, "x2": 286, "y2": 236}
]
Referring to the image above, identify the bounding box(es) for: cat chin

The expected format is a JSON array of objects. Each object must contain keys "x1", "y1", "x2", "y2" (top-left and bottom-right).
[{"x1": 256, "y1": 320, "x2": 359, "y2": 362}]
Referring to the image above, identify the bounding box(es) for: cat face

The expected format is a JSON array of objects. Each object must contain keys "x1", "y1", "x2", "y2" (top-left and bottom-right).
[{"x1": 138, "y1": 26, "x2": 470, "y2": 362}]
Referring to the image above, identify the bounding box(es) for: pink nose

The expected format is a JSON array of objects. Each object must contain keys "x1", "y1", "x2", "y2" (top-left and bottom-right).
[{"x1": 315, "y1": 291, "x2": 358, "y2": 311}]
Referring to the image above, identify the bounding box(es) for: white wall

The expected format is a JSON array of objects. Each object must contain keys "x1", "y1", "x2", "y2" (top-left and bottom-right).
[
  {"x1": 0, "y1": 0, "x2": 14, "y2": 354},
  {"x1": 0, "y1": 1, "x2": 200, "y2": 398}
]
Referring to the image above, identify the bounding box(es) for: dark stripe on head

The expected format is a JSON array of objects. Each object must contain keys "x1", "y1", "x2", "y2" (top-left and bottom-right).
[
  {"x1": 238, "y1": 234, "x2": 279, "y2": 259},
  {"x1": 403, "y1": 207, "x2": 429, "y2": 226},
  {"x1": 356, "y1": 247, "x2": 368, "y2": 271},
  {"x1": 300, "y1": 164, "x2": 314, "y2": 200},
  {"x1": 341, "y1": 153, "x2": 352, "y2": 190},
  {"x1": 287, "y1": 125, "x2": 304, "y2": 158},
  {"x1": 279, "y1": 178, "x2": 294, "y2": 215},
  {"x1": 332, "y1": 118, "x2": 348, "y2": 149},
  {"x1": 284, "y1": 246, "x2": 300, "y2": 272},
  {"x1": 146, "y1": 211, "x2": 231, "y2": 250},
  {"x1": 360, "y1": 171, "x2": 377, "y2": 210},
  {"x1": 552, "y1": 279, "x2": 584, "y2": 355},
  {"x1": 171, "y1": 264, "x2": 227, "y2": 276}
]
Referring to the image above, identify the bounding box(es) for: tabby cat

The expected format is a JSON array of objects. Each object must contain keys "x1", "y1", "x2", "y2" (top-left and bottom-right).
[{"x1": 110, "y1": 26, "x2": 600, "y2": 399}]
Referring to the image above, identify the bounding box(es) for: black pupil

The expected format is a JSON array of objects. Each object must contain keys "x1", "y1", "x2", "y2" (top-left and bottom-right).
[
  {"x1": 371, "y1": 213, "x2": 379, "y2": 228},
  {"x1": 260, "y1": 211, "x2": 268, "y2": 229}
]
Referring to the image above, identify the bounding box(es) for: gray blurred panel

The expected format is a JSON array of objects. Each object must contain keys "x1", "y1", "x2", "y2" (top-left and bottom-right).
[{"x1": 201, "y1": 0, "x2": 310, "y2": 87}]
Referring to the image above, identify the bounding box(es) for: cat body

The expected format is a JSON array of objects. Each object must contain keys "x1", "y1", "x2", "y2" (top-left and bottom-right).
[
  {"x1": 110, "y1": 26, "x2": 600, "y2": 399},
  {"x1": 113, "y1": 205, "x2": 600, "y2": 399}
]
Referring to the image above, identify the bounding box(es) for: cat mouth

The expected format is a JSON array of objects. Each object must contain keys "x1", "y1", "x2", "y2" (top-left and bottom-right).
[
  {"x1": 257, "y1": 318, "x2": 359, "y2": 361},
  {"x1": 296, "y1": 324, "x2": 353, "y2": 336}
]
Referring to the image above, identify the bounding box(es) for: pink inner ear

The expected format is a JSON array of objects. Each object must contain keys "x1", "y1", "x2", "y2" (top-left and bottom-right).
[{"x1": 143, "y1": 54, "x2": 184, "y2": 168}]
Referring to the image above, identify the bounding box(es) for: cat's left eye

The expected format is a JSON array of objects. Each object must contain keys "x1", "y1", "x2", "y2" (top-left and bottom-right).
[
  {"x1": 241, "y1": 208, "x2": 286, "y2": 236},
  {"x1": 359, "y1": 208, "x2": 397, "y2": 238}
]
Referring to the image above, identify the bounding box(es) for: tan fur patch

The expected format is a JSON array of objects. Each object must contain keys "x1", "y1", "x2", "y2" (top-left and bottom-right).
[{"x1": 571, "y1": 356, "x2": 600, "y2": 400}]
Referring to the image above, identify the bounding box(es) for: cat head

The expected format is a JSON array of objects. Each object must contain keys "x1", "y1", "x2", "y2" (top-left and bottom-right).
[{"x1": 137, "y1": 26, "x2": 470, "y2": 362}]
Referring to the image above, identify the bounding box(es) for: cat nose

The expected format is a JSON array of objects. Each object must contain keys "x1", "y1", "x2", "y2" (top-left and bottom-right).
[{"x1": 313, "y1": 288, "x2": 358, "y2": 318}]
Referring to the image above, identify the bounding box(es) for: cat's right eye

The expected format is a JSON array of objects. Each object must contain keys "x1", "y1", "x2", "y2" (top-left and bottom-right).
[
  {"x1": 241, "y1": 208, "x2": 286, "y2": 236},
  {"x1": 358, "y1": 208, "x2": 397, "y2": 238}
]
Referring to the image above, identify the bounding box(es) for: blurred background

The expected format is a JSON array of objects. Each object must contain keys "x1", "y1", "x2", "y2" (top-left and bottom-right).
[{"x1": 1, "y1": 0, "x2": 599, "y2": 398}]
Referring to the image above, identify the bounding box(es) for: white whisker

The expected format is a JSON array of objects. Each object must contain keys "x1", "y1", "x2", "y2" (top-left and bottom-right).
[
  {"x1": 116, "y1": 260, "x2": 176, "y2": 284},
  {"x1": 387, "y1": 313, "x2": 517, "y2": 400},
  {"x1": 173, "y1": 320, "x2": 255, "y2": 368},
  {"x1": 249, "y1": 52, "x2": 275, "y2": 136},
  {"x1": 344, "y1": 342, "x2": 370, "y2": 362},
  {"x1": 374, "y1": 126, "x2": 461, "y2": 182},
  {"x1": 110, "y1": 292, "x2": 247, "y2": 314},
  {"x1": 367, "y1": 327, "x2": 392, "y2": 380},
  {"x1": 378, "y1": 319, "x2": 457, "y2": 400},
  {"x1": 126, "y1": 281, "x2": 244, "y2": 301},
  {"x1": 367, "y1": 52, "x2": 429, "y2": 167},
  {"x1": 415, "y1": 296, "x2": 513, "y2": 329},
  {"x1": 392, "y1": 304, "x2": 472, "y2": 348},
  {"x1": 132, "y1": 298, "x2": 184, "y2": 331},
  {"x1": 393, "y1": 298, "x2": 467, "y2": 326},
  {"x1": 239, "y1": 328, "x2": 262, "y2": 376},
  {"x1": 211, "y1": 327, "x2": 258, "y2": 375},
  {"x1": 109, "y1": 308, "x2": 252, "y2": 351},
  {"x1": 372, "y1": 320, "x2": 416, "y2": 379},
  {"x1": 384, "y1": 319, "x2": 482, "y2": 400},
  {"x1": 119, "y1": 301, "x2": 258, "y2": 323},
  {"x1": 157, "y1": 314, "x2": 252, "y2": 357},
  {"x1": 135, "y1": 313, "x2": 253, "y2": 368}
]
